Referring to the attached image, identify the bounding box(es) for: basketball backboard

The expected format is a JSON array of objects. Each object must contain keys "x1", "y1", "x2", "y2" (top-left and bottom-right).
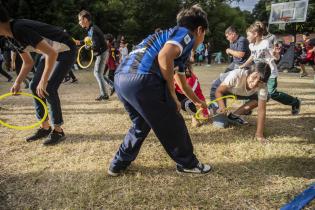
[{"x1": 269, "y1": 0, "x2": 309, "y2": 24}]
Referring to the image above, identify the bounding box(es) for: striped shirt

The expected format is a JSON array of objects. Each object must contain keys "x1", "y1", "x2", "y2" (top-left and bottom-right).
[{"x1": 116, "y1": 26, "x2": 195, "y2": 78}]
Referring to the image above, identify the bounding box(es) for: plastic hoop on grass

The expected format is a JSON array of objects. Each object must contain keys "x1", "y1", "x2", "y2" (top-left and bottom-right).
[
  {"x1": 0, "y1": 92, "x2": 48, "y2": 130},
  {"x1": 195, "y1": 95, "x2": 237, "y2": 120}
]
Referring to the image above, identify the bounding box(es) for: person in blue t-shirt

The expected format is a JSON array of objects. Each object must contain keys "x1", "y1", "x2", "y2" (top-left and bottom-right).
[
  {"x1": 108, "y1": 4, "x2": 212, "y2": 176},
  {"x1": 224, "y1": 26, "x2": 250, "y2": 72}
]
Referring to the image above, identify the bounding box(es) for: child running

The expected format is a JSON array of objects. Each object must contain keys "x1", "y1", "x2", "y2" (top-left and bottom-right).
[
  {"x1": 108, "y1": 4, "x2": 211, "y2": 176},
  {"x1": 210, "y1": 62, "x2": 271, "y2": 143},
  {"x1": 0, "y1": 5, "x2": 77, "y2": 145},
  {"x1": 240, "y1": 21, "x2": 301, "y2": 116}
]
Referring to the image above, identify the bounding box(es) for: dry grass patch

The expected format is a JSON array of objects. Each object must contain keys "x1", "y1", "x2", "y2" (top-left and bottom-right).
[{"x1": 0, "y1": 64, "x2": 314, "y2": 209}]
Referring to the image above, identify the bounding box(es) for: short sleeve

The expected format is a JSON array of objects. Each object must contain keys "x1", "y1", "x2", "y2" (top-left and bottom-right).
[
  {"x1": 221, "y1": 70, "x2": 238, "y2": 88},
  {"x1": 166, "y1": 27, "x2": 193, "y2": 57},
  {"x1": 14, "y1": 26, "x2": 43, "y2": 48},
  {"x1": 237, "y1": 38, "x2": 249, "y2": 53}
]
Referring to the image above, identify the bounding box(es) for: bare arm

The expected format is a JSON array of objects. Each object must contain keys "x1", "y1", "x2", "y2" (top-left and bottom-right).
[
  {"x1": 239, "y1": 55, "x2": 254, "y2": 68},
  {"x1": 34, "y1": 39, "x2": 58, "y2": 98},
  {"x1": 11, "y1": 52, "x2": 34, "y2": 94},
  {"x1": 215, "y1": 85, "x2": 230, "y2": 113},
  {"x1": 158, "y1": 43, "x2": 181, "y2": 111},
  {"x1": 256, "y1": 99, "x2": 267, "y2": 142},
  {"x1": 226, "y1": 48, "x2": 245, "y2": 58},
  {"x1": 174, "y1": 73, "x2": 206, "y2": 109}
]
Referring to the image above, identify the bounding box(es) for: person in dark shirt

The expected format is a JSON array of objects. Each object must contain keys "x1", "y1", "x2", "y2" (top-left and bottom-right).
[
  {"x1": 108, "y1": 4, "x2": 211, "y2": 176},
  {"x1": 75, "y1": 10, "x2": 109, "y2": 101},
  {"x1": 0, "y1": 5, "x2": 77, "y2": 145},
  {"x1": 224, "y1": 26, "x2": 250, "y2": 72}
]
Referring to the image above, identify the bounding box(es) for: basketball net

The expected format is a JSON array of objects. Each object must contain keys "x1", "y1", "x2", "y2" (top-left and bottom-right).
[{"x1": 278, "y1": 17, "x2": 290, "y2": 30}]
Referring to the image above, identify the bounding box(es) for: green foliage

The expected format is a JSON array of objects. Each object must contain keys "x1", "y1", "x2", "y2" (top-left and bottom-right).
[{"x1": 1, "y1": 0, "x2": 253, "y2": 52}]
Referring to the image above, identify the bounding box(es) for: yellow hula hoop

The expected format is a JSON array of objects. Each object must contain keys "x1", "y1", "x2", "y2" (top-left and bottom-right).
[
  {"x1": 77, "y1": 45, "x2": 94, "y2": 69},
  {"x1": 195, "y1": 95, "x2": 237, "y2": 120},
  {"x1": 0, "y1": 92, "x2": 49, "y2": 130}
]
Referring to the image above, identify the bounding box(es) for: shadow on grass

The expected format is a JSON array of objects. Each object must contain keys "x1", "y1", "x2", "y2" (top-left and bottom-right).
[{"x1": 1, "y1": 156, "x2": 313, "y2": 209}]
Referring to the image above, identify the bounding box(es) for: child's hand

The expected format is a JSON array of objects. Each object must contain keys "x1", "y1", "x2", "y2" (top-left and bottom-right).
[
  {"x1": 255, "y1": 135, "x2": 269, "y2": 144},
  {"x1": 196, "y1": 101, "x2": 207, "y2": 110},
  {"x1": 217, "y1": 107, "x2": 227, "y2": 115},
  {"x1": 11, "y1": 82, "x2": 21, "y2": 95}
]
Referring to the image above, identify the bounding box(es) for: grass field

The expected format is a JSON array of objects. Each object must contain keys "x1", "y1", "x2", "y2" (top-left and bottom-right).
[{"x1": 0, "y1": 64, "x2": 314, "y2": 209}]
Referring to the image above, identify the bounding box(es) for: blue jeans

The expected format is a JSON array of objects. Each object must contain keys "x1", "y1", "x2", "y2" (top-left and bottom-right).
[
  {"x1": 94, "y1": 51, "x2": 109, "y2": 97},
  {"x1": 110, "y1": 72, "x2": 199, "y2": 170},
  {"x1": 29, "y1": 42, "x2": 76, "y2": 126}
]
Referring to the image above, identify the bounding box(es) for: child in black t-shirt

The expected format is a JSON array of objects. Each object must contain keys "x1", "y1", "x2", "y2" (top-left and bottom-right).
[{"x1": 0, "y1": 5, "x2": 77, "y2": 145}]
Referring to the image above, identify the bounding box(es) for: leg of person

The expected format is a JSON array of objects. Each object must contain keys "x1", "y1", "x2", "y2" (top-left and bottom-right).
[
  {"x1": 110, "y1": 73, "x2": 211, "y2": 175},
  {"x1": 229, "y1": 97, "x2": 258, "y2": 125},
  {"x1": 108, "y1": 73, "x2": 151, "y2": 176},
  {"x1": 68, "y1": 70, "x2": 78, "y2": 83},
  {"x1": 42, "y1": 47, "x2": 76, "y2": 145},
  {"x1": 224, "y1": 62, "x2": 237, "y2": 73},
  {"x1": 104, "y1": 73, "x2": 115, "y2": 96},
  {"x1": 94, "y1": 52, "x2": 109, "y2": 101},
  {"x1": 299, "y1": 63, "x2": 308, "y2": 77},
  {"x1": 27, "y1": 56, "x2": 51, "y2": 142},
  {"x1": 0, "y1": 61, "x2": 13, "y2": 82},
  {"x1": 267, "y1": 77, "x2": 301, "y2": 115}
]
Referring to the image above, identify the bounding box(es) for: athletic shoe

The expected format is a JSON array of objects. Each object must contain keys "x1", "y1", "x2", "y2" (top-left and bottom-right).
[
  {"x1": 26, "y1": 127, "x2": 52, "y2": 142},
  {"x1": 227, "y1": 113, "x2": 248, "y2": 125},
  {"x1": 7, "y1": 77, "x2": 13, "y2": 82},
  {"x1": 43, "y1": 130, "x2": 65, "y2": 146},
  {"x1": 109, "y1": 87, "x2": 115, "y2": 96},
  {"x1": 107, "y1": 165, "x2": 126, "y2": 177},
  {"x1": 70, "y1": 78, "x2": 78, "y2": 83},
  {"x1": 299, "y1": 73, "x2": 308, "y2": 78},
  {"x1": 292, "y1": 98, "x2": 301, "y2": 115},
  {"x1": 95, "y1": 95, "x2": 109, "y2": 101},
  {"x1": 63, "y1": 76, "x2": 70, "y2": 83},
  {"x1": 176, "y1": 162, "x2": 212, "y2": 174}
]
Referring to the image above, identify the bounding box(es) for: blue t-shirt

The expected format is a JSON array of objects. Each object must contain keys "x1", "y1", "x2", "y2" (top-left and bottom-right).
[
  {"x1": 117, "y1": 26, "x2": 195, "y2": 78},
  {"x1": 229, "y1": 35, "x2": 250, "y2": 64}
]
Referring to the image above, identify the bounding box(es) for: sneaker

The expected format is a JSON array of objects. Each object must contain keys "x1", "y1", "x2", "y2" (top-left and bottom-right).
[
  {"x1": 70, "y1": 78, "x2": 78, "y2": 83},
  {"x1": 109, "y1": 87, "x2": 115, "y2": 96},
  {"x1": 95, "y1": 95, "x2": 109, "y2": 101},
  {"x1": 243, "y1": 110, "x2": 252, "y2": 115},
  {"x1": 43, "y1": 130, "x2": 65, "y2": 146},
  {"x1": 176, "y1": 162, "x2": 212, "y2": 174},
  {"x1": 26, "y1": 127, "x2": 52, "y2": 142},
  {"x1": 107, "y1": 165, "x2": 126, "y2": 177},
  {"x1": 63, "y1": 76, "x2": 70, "y2": 83},
  {"x1": 299, "y1": 73, "x2": 308, "y2": 78},
  {"x1": 7, "y1": 77, "x2": 13, "y2": 82},
  {"x1": 292, "y1": 98, "x2": 301, "y2": 115},
  {"x1": 227, "y1": 113, "x2": 248, "y2": 125}
]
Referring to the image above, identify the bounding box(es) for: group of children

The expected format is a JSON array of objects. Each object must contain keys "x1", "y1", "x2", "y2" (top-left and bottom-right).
[{"x1": 0, "y1": 4, "x2": 303, "y2": 176}]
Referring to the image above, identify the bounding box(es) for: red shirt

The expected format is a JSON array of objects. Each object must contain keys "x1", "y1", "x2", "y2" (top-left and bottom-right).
[{"x1": 175, "y1": 72, "x2": 208, "y2": 116}]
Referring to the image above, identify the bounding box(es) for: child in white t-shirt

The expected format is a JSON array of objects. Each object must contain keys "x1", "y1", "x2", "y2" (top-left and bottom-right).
[
  {"x1": 210, "y1": 62, "x2": 271, "y2": 143},
  {"x1": 240, "y1": 21, "x2": 301, "y2": 116}
]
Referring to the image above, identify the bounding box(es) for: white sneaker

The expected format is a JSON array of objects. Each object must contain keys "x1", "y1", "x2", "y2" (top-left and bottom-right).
[{"x1": 176, "y1": 162, "x2": 212, "y2": 174}]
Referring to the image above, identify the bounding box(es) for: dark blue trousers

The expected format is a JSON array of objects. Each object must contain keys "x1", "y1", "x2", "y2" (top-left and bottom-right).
[{"x1": 110, "y1": 73, "x2": 199, "y2": 170}]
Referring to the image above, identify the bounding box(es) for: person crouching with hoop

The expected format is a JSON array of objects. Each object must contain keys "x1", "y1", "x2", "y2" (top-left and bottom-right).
[
  {"x1": 209, "y1": 62, "x2": 271, "y2": 144},
  {"x1": 0, "y1": 5, "x2": 76, "y2": 145}
]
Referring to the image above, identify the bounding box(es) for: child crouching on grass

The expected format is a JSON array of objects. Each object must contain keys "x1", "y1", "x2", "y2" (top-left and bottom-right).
[
  {"x1": 209, "y1": 62, "x2": 271, "y2": 143},
  {"x1": 175, "y1": 61, "x2": 209, "y2": 127}
]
